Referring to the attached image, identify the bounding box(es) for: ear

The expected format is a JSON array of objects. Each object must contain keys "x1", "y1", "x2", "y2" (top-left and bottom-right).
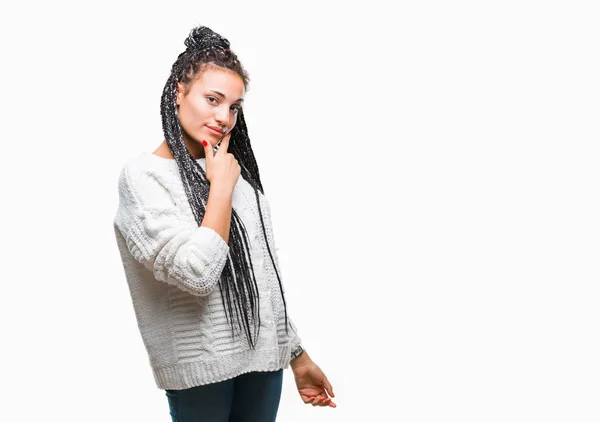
[{"x1": 176, "y1": 82, "x2": 184, "y2": 106}]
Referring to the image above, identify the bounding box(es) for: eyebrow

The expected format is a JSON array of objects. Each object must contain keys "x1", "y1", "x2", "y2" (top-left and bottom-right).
[{"x1": 209, "y1": 90, "x2": 244, "y2": 103}]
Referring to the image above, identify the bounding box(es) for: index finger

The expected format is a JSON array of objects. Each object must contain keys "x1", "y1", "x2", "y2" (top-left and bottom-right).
[
  {"x1": 202, "y1": 139, "x2": 214, "y2": 164},
  {"x1": 217, "y1": 131, "x2": 232, "y2": 155}
]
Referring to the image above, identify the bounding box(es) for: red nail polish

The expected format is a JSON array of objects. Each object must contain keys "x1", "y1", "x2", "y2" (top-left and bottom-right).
[{"x1": 202, "y1": 140, "x2": 208, "y2": 147}]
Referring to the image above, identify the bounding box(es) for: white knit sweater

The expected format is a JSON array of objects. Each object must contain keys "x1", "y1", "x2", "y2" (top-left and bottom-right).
[{"x1": 113, "y1": 152, "x2": 302, "y2": 390}]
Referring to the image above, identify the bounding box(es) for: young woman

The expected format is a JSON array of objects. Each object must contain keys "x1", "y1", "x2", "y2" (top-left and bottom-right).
[{"x1": 113, "y1": 25, "x2": 336, "y2": 421}]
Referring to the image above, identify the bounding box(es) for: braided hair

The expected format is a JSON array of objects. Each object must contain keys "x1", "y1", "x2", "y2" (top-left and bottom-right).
[{"x1": 159, "y1": 25, "x2": 290, "y2": 349}]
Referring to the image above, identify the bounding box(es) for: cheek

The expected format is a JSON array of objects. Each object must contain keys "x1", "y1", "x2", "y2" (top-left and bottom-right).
[{"x1": 181, "y1": 101, "x2": 209, "y2": 124}]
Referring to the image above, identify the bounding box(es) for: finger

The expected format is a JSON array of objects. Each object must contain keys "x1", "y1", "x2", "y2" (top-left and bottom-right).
[
  {"x1": 202, "y1": 139, "x2": 214, "y2": 162},
  {"x1": 317, "y1": 394, "x2": 336, "y2": 408},
  {"x1": 300, "y1": 394, "x2": 315, "y2": 405},
  {"x1": 311, "y1": 394, "x2": 327, "y2": 407},
  {"x1": 324, "y1": 379, "x2": 334, "y2": 398},
  {"x1": 317, "y1": 397, "x2": 334, "y2": 407},
  {"x1": 218, "y1": 131, "x2": 232, "y2": 154}
]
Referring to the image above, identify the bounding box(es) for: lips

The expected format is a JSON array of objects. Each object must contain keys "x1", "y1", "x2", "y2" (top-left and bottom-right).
[{"x1": 206, "y1": 125, "x2": 223, "y2": 135}]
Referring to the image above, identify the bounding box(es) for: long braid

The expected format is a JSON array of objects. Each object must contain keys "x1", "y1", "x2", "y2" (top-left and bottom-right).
[
  {"x1": 159, "y1": 26, "x2": 291, "y2": 348},
  {"x1": 232, "y1": 110, "x2": 290, "y2": 337}
]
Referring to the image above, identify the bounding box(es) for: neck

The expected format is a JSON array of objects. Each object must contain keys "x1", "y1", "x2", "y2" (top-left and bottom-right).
[
  {"x1": 154, "y1": 134, "x2": 206, "y2": 160},
  {"x1": 182, "y1": 132, "x2": 206, "y2": 159}
]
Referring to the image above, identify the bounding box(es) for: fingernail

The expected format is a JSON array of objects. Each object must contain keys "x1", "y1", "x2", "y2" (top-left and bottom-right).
[{"x1": 202, "y1": 140, "x2": 208, "y2": 147}]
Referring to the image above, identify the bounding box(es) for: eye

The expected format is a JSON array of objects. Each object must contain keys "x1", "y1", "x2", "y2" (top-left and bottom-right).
[{"x1": 208, "y1": 96, "x2": 240, "y2": 113}]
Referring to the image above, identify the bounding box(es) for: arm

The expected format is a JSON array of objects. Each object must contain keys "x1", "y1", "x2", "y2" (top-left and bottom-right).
[
  {"x1": 115, "y1": 164, "x2": 231, "y2": 296},
  {"x1": 201, "y1": 186, "x2": 233, "y2": 244}
]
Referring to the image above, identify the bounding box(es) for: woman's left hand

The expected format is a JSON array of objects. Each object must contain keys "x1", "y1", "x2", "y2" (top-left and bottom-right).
[{"x1": 291, "y1": 352, "x2": 336, "y2": 408}]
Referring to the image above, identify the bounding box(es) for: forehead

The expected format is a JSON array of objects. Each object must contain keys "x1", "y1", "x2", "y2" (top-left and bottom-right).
[{"x1": 194, "y1": 68, "x2": 245, "y2": 97}]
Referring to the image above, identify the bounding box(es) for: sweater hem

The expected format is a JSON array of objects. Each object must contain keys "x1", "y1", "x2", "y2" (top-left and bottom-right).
[{"x1": 153, "y1": 344, "x2": 294, "y2": 390}]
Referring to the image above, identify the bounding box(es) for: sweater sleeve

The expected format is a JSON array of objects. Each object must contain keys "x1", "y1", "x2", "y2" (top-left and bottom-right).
[
  {"x1": 114, "y1": 163, "x2": 229, "y2": 296},
  {"x1": 288, "y1": 316, "x2": 302, "y2": 351}
]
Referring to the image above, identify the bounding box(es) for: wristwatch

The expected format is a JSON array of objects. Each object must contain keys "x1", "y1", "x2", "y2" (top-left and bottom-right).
[{"x1": 290, "y1": 344, "x2": 304, "y2": 360}]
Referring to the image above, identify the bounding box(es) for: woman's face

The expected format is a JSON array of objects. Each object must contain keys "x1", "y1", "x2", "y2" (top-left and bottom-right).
[{"x1": 176, "y1": 67, "x2": 245, "y2": 155}]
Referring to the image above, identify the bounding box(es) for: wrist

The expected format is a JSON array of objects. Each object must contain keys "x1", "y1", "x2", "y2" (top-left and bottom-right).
[
  {"x1": 209, "y1": 184, "x2": 233, "y2": 199},
  {"x1": 290, "y1": 348, "x2": 311, "y2": 370}
]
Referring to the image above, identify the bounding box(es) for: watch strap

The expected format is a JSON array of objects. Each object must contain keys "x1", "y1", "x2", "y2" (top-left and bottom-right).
[{"x1": 291, "y1": 344, "x2": 304, "y2": 360}]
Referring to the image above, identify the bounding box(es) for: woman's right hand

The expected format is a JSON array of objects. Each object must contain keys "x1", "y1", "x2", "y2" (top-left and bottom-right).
[{"x1": 202, "y1": 132, "x2": 240, "y2": 194}]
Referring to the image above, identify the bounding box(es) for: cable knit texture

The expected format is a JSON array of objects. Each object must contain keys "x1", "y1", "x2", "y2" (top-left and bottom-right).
[{"x1": 113, "y1": 152, "x2": 302, "y2": 390}]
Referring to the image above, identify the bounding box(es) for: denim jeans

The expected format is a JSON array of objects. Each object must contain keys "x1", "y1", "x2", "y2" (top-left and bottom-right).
[{"x1": 165, "y1": 369, "x2": 284, "y2": 422}]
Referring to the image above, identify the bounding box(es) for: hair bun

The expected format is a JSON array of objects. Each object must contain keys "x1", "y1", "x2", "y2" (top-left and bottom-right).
[{"x1": 184, "y1": 26, "x2": 230, "y2": 52}]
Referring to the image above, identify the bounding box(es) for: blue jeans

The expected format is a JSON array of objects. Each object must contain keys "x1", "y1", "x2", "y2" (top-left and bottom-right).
[{"x1": 165, "y1": 369, "x2": 284, "y2": 422}]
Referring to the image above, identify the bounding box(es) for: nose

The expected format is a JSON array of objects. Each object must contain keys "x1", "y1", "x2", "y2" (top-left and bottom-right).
[{"x1": 214, "y1": 106, "x2": 231, "y2": 130}]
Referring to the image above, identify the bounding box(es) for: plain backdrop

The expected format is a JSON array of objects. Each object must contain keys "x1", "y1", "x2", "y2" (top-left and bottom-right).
[{"x1": 1, "y1": 0, "x2": 599, "y2": 420}]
